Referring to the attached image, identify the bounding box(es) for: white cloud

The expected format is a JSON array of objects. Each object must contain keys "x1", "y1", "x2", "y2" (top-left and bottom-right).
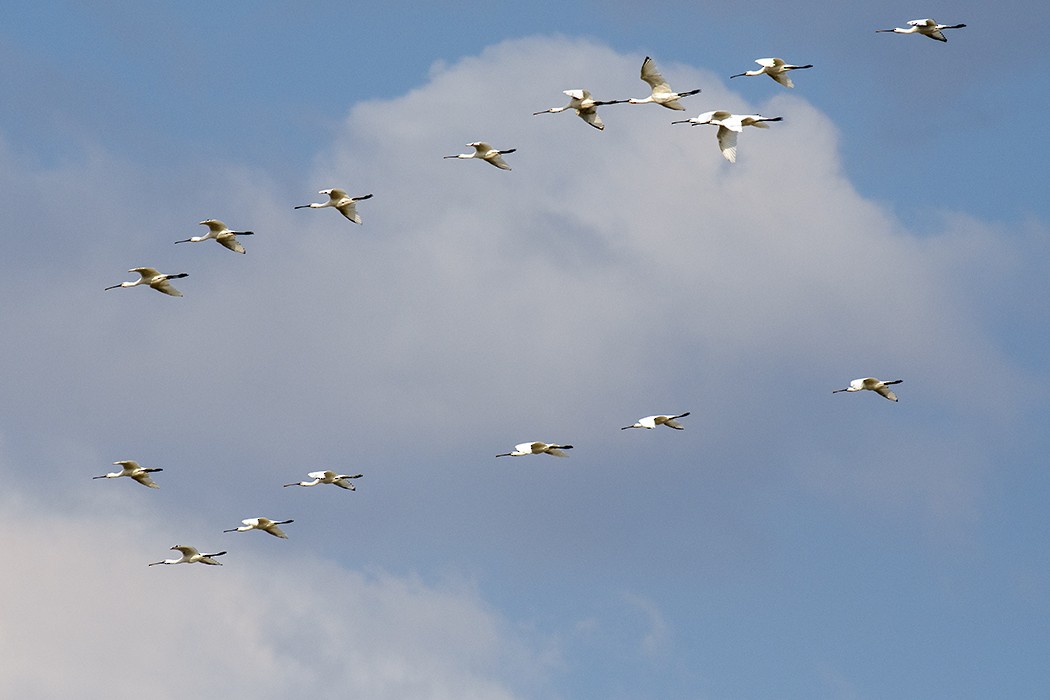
[{"x1": 0, "y1": 485, "x2": 554, "y2": 700}]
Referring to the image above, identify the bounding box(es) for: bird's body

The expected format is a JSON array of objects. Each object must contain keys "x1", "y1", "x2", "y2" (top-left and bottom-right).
[
  {"x1": 622, "y1": 413, "x2": 691, "y2": 430},
  {"x1": 444, "y1": 142, "x2": 516, "y2": 170},
  {"x1": 294, "y1": 189, "x2": 374, "y2": 224},
  {"x1": 672, "y1": 111, "x2": 782, "y2": 163},
  {"x1": 730, "y1": 58, "x2": 812, "y2": 88},
  {"x1": 833, "y1": 377, "x2": 903, "y2": 402},
  {"x1": 224, "y1": 517, "x2": 294, "y2": 539},
  {"x1": 496, "y1": 442, "x2": 574, "y2": 457},
  {"x1": 104, "y1": 268, "x2": 189, "y2": 296},
  {"x1": 92, "y1": 460, "x2": 163, "y2": 488},
  {"x1": 148, "y1": 545, "x2": 227, "y2": 566},
  {"x1": 625, "y1": 56, "x2": 701, "y2": 111},
  {"x1": 283, "y1": 470, "x2": 363, "y2": 490},
  {"x1": 175, "y1": 219, "x2": 254, "y2": 253},
  {"x1": 533, "y1": 89, "x2": 625, "y2": 130},
  {"x1": 876, "y1": 18, "x2": 966, "y2": 42}
]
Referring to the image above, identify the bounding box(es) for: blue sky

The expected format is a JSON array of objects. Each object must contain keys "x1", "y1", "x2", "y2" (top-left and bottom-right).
[{"x1": 2, "y1": 2, "x2": 1048, "y2": 698}]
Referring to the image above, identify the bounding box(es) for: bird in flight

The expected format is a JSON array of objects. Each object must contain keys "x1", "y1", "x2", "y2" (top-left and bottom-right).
[
  {"x1": 496, "y1": 442, "x2": 574, "y2": 457},
  {"x1": 730, "y1": 58, "x2": 813, "y2": 88},
  {"x1": 92, "y1": 460, "x2": 163, "y2": 488},
  {"x1": 105, "y1": 268, "x2": 189, "y2": 296},
  {"x1": 621, "y1": 413, "x2": 691, "y2": 430},
  {"x1": 444, "y1": 142, "x2": 517, "y2": 170},
  {"x1": 294, "y1": 189, "x2": 374, "y2": 224},
  {"x1": 623, "y1": 56, "x2": 701, "y2": 111},
  {"x1": 533, "y1": 89, "x2": 626, "y2": 130},
  {"x1": 175, "y1": 219, "x2": 254, "y2": 253},
  {"x1": 148, "y1": 545, "x2": 227, "y2": 566},
  {"x1": 832, "y1": 377, "x2": 904, "y2": 401},
  {"x1": 875, "y1": 18, "x2": 966, "y2": 42}
]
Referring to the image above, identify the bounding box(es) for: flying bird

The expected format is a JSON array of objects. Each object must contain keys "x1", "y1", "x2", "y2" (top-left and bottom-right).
[
  {"x1": 148, "y1": 545, "x2": 227, "y2": 566},
  {"x1": 294, "y1": 189, "x2": 374, "y2": 224},
  {"x1": 223, "y1": 517, "x2": 294, "y2": 539},
  {"x1": 624, "y1": 56, "x2": 701, "y2": 111},
  {"x1": 92, "y1": 460, "x2": 163, "y2": 489},
  {"x1": 104, "y1": 268, "x2": 188, "y2": 296},
  {"x1": 496, "y1": 442, "x2": 574, "y2": 457},
  {"x1": 672, "y1": 111, "x2": 782, "y2": 163},
  {"x1": 532, "y1": 89, "x2": 626, "y2": 130},
  {"x1": 832, "y1": 377, "x2": 903, "y2": 402},
  {"x1": 875, "y1": 18, "x2": 966, "y2": 42},
  {"x1": 175, "y1": 219, "x2": 254, "y2": 253},
  {"x1": 444, "y1": 142, "x2": 516, "y2": 170},
  {"x1": 621, "y1": 413, "x2": 691, "y2": 430},
  {"x1": 730, "y1": 58, "x2": 813, "y2": 88},
  {"x1": 283, "y1": 470, "x2": 363, "y2": 490}
]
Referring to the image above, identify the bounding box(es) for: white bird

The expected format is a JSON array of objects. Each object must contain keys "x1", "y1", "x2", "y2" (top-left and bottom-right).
[
  {"x1": 533, "y1": 89, "x2": 626, "y2": 130},
  {"x1": 624, "y1": 56, "x2": 701, "y2": 111},
  {"x1": 104, "y1": 267, "x2": 189, "y2": 296},
  {"x1": 876, "y1": 18, "x2": 966, "y2": 42},
  {"x1": 92, "y1": 460, "x2": 163, "y2": 488},
  {"x1": 149, "y1": 545, "x2": 227, "y2": 566},
  {"x1": 730, "y1": 58, "x2": 813, "y2": 88},
  {"x1": 175, "y1": 219, "x2": 254, "y2": 253},
  {"x1": 223, "y1": 517, "x2": 294, "y2": 539},
  {"x1": 444, "y1": 142, "x2": 516, "y2": 170},
  {"x1": 832, "y1": 377, "x2": 904, "y2": 402},
  {"x1": 672, "y1": 111, "x2": 783, "y2": 163},
  {"x1": 283, "y1": 470, "x2": 363, "y2": 490},
  {"x1": 621, "y1": 412, "x2": 691, "y2": 430},
  {"x1": 496, "y1": 442, "x2": 574, "y2": 457},
  {"x1": 294, "y1": 189, "x2": 374, "y2": 224}
]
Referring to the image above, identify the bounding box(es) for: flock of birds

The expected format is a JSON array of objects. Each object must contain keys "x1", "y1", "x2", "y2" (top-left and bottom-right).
[{"x1": 97, "y1": 18, "x2": 959, "y2": 566}]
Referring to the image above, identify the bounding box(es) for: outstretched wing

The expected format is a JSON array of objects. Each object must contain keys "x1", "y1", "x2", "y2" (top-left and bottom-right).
[
  {"x1": 336, "y1": 202, "x2": 362, "y2": 224},
  {"x1": 639, "y1": 56, "x2": 671, "y2": 93},
  {"x1": 487, "y1": 153, "x2": 512, "y2": 170},
  {"x1": 132, "y1": 472, "x2": 160, "y2": 488},
  {"x1": 217, "y1": 234, "x2": 246, "y2": 253},
  {"x1": 578, "y1": 109, "x2": 605, "y2": 130},
  {"x1": 151, "y1": 277, "x2": 184, "y2": 296},
  {"x1": 716, "y1": 125, "x2": 738, "y2": 163},
  {"x1": 130, "y1": 267, "x2": 161, "y2": 280}
]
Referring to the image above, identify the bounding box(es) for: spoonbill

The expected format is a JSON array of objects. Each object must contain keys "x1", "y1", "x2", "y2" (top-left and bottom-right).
[
  {"x1": 149, "y1": 545, "x2": 227, "y2": 566},
  {"x1": 283, "y1": 470, "x2": 363, "y2": 490},
  {"x1": 876, "y1": 18, "x2": 966, "y2": 42},
  {"x1": 444, "y1": 142, "x2": 516, "y2": 170},
  {"x1": 622, "y1": 413, "x2": 691, "y2": 430},
  {"x1": 533, "y1": 89, "x2": 626, "y2": 130},
  {"x1": 496, "y1": 442, "x2": 574, "y2": 457},
  {"x1": 730, "y1": 58, "x2": 813, "y2": 88},
  {"x1": 175, "y1": 219, "x2": 254, "y2": 253},
  {"x1": 104, "y1": 268, "x2": 189, "y2": 297},
  {"x1": 832, "y1": 377, "x2": 903, "y2": 402},
  {"x1": 623, "y1": 56, "x2": 701, "y2": 111},
  {"x1": 672, "y1": 111, "x2": 782, "y2": 163},
  {"x1": 294, "y1": 189, "x2": 374, "y2": 224},
  {"x1": 223, "y1": 517, "x2": 294, "y2": 539},
  {"x1": 92, "y1": 460, "x2": 163, "y2": 489}
]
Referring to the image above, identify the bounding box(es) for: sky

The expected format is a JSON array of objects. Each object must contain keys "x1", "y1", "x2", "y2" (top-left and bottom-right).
[{"x1": 1, "y1": 2, "x2": 1048, "y2": 698}]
